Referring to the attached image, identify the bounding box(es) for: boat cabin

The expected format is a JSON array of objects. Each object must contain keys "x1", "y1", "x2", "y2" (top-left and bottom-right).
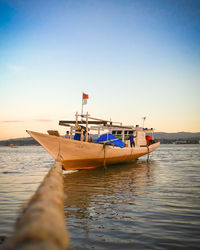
[{"x1": 59, "y1": 112, "x2": 154, "y2": 148}]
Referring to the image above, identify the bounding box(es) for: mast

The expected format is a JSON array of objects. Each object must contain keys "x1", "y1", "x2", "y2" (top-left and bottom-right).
[
  {"x1": 85, "y1": 112, "x2": 89, "y2": 142},
  {"x1": 81, "y1": 92, "x2": 89, "y2": 121},
  {"x1": 81, "y1": 92, "x2": 84, "y2": 121},
  {"x1": 142, "y1": 117, "x2": 146, "y2": 128},
  {"x1": 75, "y1": 112, "x2": 78, "y2": 126}
]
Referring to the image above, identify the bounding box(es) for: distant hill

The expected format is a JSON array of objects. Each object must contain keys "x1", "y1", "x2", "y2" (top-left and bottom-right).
[
  {"x1": 154, "y1": 132, "x2": 200, "y2": 140},
  {"x1": 0, "y1": 132, "x2": 200, "y2": 146},
  {"x1": 0, "y1": 137, "x2": 39, "y2": 146}
]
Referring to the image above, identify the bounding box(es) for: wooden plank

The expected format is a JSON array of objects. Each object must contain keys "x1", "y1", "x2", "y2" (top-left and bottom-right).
[
  {"x1": 79, "y1": 115, "x2": 112, "y2": 123},
  {"x1": 59, "y1": 120, "x2": 107, "y2": 125},
  {"x1": 90, "y1": 125, "x2": 135, "y2": 130}
]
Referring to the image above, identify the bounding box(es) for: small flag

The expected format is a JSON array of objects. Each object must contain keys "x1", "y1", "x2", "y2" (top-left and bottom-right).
[
  {"x1": 83, "y1": 93, "x2": 89, "y2": 99},
  {"x1": 82, "y1": 93, "x2": 89, "y2": 105}
]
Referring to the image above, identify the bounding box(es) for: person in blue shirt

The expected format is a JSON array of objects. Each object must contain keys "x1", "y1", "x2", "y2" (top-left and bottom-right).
[
  {"x1": 74, "y1": 125, "x2": 86, "y2": 141},
  {"x1": 129, "y1": 134, "x2": 136, "y2": 147}
]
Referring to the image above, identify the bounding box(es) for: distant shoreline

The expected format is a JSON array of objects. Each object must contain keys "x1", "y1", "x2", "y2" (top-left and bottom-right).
[{"x1": 0, "y1": 131, "x2": 200, "y2": 146}]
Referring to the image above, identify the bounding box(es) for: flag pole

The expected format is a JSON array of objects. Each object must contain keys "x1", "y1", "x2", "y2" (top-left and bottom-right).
[
  {"x1": 81, "y1": 92, "x2": 88, "y2": 121},
  {"x1": 81, "y1": 92, "x2": 83, "y2": 120}
]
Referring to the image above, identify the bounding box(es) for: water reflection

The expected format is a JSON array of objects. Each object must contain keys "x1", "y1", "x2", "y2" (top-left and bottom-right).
[
  {"x1": 63, "y1": 160, "x2": 156, "y2": 248},
  {"x1": 64, "y1": 161, "x2": 155, "y2": 209}
]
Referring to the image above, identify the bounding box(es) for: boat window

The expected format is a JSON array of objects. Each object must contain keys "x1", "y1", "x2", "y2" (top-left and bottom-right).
[
  {"x1": 112, "y1": 131, "x2": 116, "y2": 135},
  {"x1": 117, "y1": 131, "x2": 122, "y2": 135},
  {"x1": 124, "y1": 131, "x2": 127, "y2": 135},
  {"x1": 128, "y1": 131, "x2": 133, "y2": 134}
]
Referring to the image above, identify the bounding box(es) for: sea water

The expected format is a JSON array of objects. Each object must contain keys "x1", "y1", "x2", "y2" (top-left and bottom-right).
[{"x1": 0, "y1": 145, "x2": 200, "y2": 249}]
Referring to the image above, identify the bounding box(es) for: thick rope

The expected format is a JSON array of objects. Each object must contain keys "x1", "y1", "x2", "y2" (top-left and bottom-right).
[{"x1": 2, "y1": 161, "x2": 69, "y2": 250}]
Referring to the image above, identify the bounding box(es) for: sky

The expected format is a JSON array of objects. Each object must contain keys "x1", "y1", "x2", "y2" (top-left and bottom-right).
[{"x1": 0, "y1": 0, "x2": 200, "y2": 140}]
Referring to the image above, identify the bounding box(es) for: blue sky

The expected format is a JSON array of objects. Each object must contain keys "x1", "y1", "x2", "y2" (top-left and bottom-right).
[{"x1": 0, "y1": 0, "x2": 200, "y2": 139}]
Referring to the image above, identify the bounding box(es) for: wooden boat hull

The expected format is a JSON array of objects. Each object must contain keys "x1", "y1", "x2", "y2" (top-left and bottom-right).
[{"x1": 27, "y1": 130, "x2": 160, "y2": 170}]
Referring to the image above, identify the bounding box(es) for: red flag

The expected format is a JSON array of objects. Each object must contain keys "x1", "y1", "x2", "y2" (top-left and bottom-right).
[{"x1": 83, "y1": 93, "x2": 89, "y2": 99}]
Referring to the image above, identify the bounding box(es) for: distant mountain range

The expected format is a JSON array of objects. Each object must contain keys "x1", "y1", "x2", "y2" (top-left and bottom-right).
[
  {"x1": 154, "y1": 132, "x2": 200, "y2": 140},
  {"x1": 0, "y1": 132, "x2": 200, "y2": 146},
  {"x1": 153, "y1": 132, "x2": 200, "y2": 144},
  {"x1": 0, "y1": 137, "x2": 39, "y2": 146}
]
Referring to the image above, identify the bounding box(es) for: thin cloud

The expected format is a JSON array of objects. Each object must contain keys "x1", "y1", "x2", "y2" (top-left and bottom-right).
[
  {"x1": 1, "y1": 120, "x2": 24, "y2": 123},
  {"x1": 0, "y1": 119, "x2": 53, "y2": 123},
  {"x1": 37, "y1": 119, "x2": 53, "y2": 122}
]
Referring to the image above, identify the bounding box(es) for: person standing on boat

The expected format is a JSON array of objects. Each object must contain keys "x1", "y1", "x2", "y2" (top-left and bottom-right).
[
  {"x1": 65, "y1": 131, "x2": 70, "y2": 139},
  {"x1": 146, "y1": 135, "x2": 152, "y2": 146},
  {"x1": 88, "y1": 133, "x2": 92, "y2": 142},
  {"x1": 129, "y1": 134, "x2": 136, "y2": 147}
]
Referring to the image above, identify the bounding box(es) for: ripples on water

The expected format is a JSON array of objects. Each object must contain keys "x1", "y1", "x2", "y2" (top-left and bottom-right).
[
  {"x1": 0, "y1": 146, "x2": 53, "y2": 236},
  {"x1": 0, "y1": 145, "x2": 200, "y2": 249}
]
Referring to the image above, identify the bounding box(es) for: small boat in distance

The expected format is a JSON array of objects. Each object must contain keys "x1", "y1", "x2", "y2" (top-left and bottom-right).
[{"x1": 26, "y1": 111, "x2": 160, "y2": 170}]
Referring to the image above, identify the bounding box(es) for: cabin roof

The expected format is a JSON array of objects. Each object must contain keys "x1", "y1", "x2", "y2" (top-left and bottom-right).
[
  {"x1": 59, "y1": 120, "x2": 107, "y2": 126},
  {"x1": 59, "y1": 114, "x2": 154, "y2": 132}
]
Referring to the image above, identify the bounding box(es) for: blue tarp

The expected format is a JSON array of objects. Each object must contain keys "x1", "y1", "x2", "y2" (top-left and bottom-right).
[
  {"x1": 96, "y1": 133, "x2": 125, "y2": 148},
  {"x1": 74, "y1": 133, "x2": 81, "y2": 140}
]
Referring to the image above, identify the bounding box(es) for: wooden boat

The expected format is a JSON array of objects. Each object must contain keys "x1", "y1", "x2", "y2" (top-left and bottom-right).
[{"x1": 27, "y1": 112, "x2": 160, "y2": 170}]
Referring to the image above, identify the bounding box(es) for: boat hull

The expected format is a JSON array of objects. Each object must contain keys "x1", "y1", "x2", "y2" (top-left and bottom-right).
[{"x1": 27, "y1": 130, "x2": 160, "y2": 170}]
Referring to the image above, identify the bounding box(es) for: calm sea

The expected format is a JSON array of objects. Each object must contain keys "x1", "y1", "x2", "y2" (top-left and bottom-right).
[{"x1": 0, "y1": 145, "x2": 200, "y2": 249}]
